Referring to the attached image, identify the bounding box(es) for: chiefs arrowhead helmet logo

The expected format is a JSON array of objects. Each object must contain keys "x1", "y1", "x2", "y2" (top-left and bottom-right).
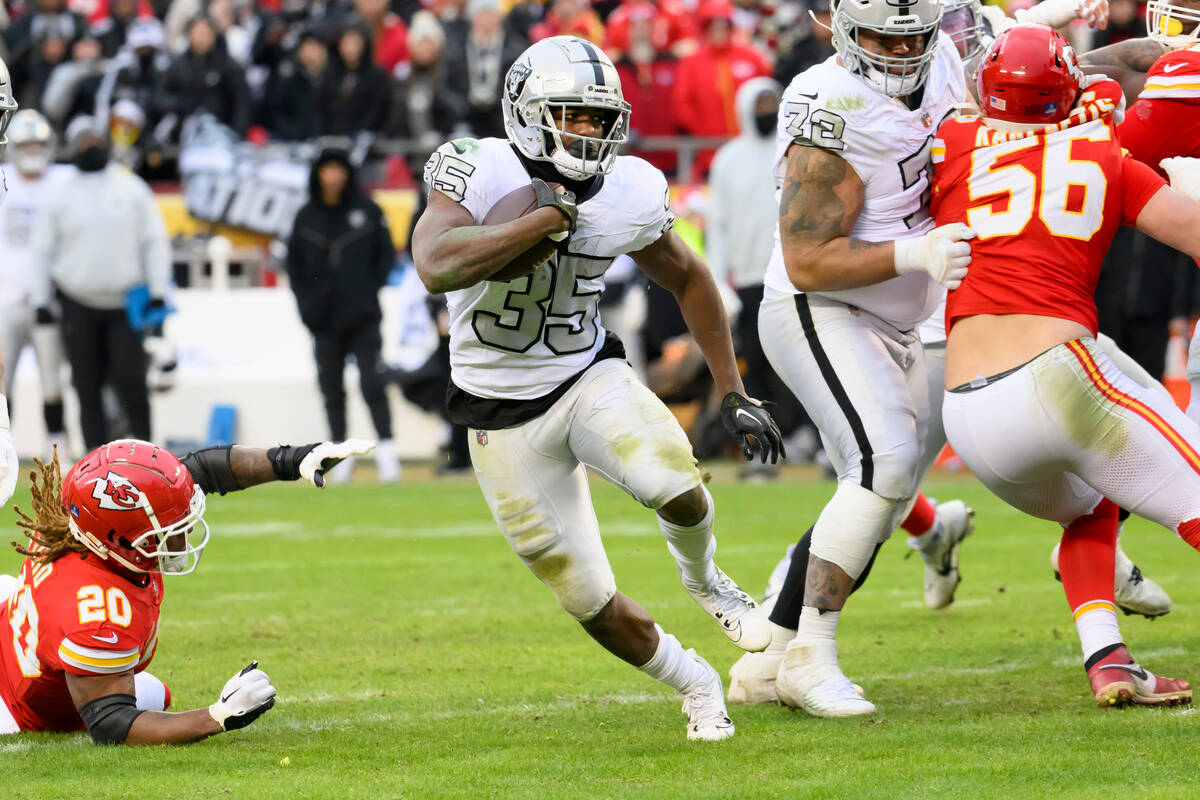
[{"x1": 92, "y1": 471, "x2": 144, "y2": 511}]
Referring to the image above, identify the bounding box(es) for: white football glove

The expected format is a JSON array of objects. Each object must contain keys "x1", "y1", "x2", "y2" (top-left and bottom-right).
[
  {"x1": 894, "y1": 223, "x2": 976, "y2": 290},
  {"x1": 0, "y1": 396, "x2": 17, "y2": 508},
  {"x1": 1161, "y1": 157, "x2": 1200, "y2": 201},
  {"x1": 299, "y1": 439, "x2": 376, "y2": 488},
  {"x1": 979, "y1": 4, "x2": 1017, "y2": 34},
  {"x1": 209, "y1": 661, "x2": 277, "y2": 732},
  {"x1": 1017, "y1": 0, "x2": 1108, "y2": 29}
]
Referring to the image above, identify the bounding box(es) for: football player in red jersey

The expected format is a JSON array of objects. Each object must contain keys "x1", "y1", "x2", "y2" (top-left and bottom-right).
[
  {"x1": 0, "y1": 438, "x2": 371, "y2": 743},
  {"x1": 931, "y1": 24, "x2": 1200, "y2": 708}
]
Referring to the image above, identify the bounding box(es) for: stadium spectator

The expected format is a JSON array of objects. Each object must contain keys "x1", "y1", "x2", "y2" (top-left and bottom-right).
[
  {"x1": 285, "y1": 148, "x2": 400, "y2": 483},
  {"x1": 356, "y1": 0, "x2": 409, "y2": 75},
  {"x1": 604, "y1": 0, "x2": 695, "y2": 61},
  {"x1": 317, "y1": 21, "x2": 393, "y2": 135},
  {"x1": 671, "y1": 0, "x2": 771, "y2": 178},
  {"x1": 5, "y1": 0, "x2": 88, "y2": 98},
  {"x1": 0, "y1": 110, "x2": 71, "y2": 458},
  {"x1": 30, "y1": 116, "x2": 170, "y2": 449},
  {"x1": 529, "y1": 0, "x2": 605, "y2": 43},
  {"x1": 91, "y1": 0, "x2": 145, "y2": 58},
  {"x1": 615, "y1": 10, "x2": 681, "y2": 174},
  {"x1": 503, "y1": 0, "x2": 546, "y2": 41},
  {"x1": 156, "y1": 15, "x2": 252, "y2": 138},
  {"x1": 206, "y1": 0, "x2": 257, "y2": 66},
  {"x1": 89, "y1": 17, "x2": 169, "y2": 138},
  {"x1": 441, "y1": 0, "x2": 526, "y2": 139},
  {"x1": 390, "y1": 10, "x2": 451, "y2": 148},
  {"x1": 39, "y1": 32, "x2": 105, "y2": 125},
  {"x1": 264, "y1": 28, "x2": 328, "y2": 141},
  {"x1": 773, "y1": 1, "x2": 834, "y2": 85}
]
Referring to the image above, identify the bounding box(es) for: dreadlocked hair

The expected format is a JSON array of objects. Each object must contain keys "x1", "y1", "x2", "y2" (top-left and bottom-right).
[{"x1": 10, "y1": 448, "x2": 84, "y2": 565}]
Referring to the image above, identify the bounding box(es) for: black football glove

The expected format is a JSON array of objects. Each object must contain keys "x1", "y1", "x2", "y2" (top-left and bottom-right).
[
  {"x1": 720, "y1": 392, "x2": 785, "y2": 464},
  {"x1": 531, "y1": 177, "x2": 578, "y2": 233}
]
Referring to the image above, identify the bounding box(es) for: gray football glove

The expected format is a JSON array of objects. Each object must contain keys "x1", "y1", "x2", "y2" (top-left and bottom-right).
[{"x1": 531, "y1": 177, "x2": 577, "y2": 233}]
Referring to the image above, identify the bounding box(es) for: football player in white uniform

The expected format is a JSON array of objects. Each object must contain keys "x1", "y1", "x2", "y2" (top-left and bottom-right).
[
  {"x1": 749, "y1": 0, "x2": 977, "y2": 718},
  {"x1": 0, "y1": 55, "x2": 20, "y2": 509},
  {"x1": 1, "y1": 110, "x2": 70, "y2": 460},
  {"x1": 410, "y1": 36, "x2": 784, "y2": 741}
]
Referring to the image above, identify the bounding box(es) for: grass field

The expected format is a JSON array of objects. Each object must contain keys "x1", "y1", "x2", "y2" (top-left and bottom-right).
[{"x1": 3, "y1": 465, "x2": 1200, "y2": 799}]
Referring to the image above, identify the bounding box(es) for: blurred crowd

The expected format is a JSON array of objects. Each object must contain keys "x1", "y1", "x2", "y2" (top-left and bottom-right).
[{"x1": 0, "y1": 0, "x2": 839, "y2": 181}]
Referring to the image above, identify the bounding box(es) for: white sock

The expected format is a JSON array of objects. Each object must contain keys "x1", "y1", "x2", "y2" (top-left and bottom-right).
[
  {"x1": 796, "y1": 606, "x2": 840, "y2": 644},
  {"x1": 638, "y1": 625, "x2": 709, "y2": 693},
  {"x1": 766, "y1": 623, "x2": 795, "y2": 655},
  {"x1": 657, "y1": 486, "x2": 717, "y2": 588},
  {"x1": 1074, "y1": 604, "x2": 1122, "y2": 662}
]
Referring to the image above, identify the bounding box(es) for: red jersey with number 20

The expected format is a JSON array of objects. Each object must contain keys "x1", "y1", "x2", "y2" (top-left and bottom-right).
[
  {"x1": 1118, "y1": 45, "x2": 1200, "y2": 176},
  {"x1": 0, "y1": 553, "x2": 162, "y2": 732},
  {"x1": 930, "y1": 79, "x2": 1165, "y2": 335}
]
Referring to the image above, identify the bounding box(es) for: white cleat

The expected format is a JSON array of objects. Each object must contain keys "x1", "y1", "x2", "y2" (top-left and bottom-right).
[
  {"x1": 1050, "y1": 542, "x2": 1171, "y2": 619},
  {"x1": 727, "y1": 650, "x2": 784, "y2": 705},
  {"x1": 681, "y1": 652, "x2": 736, "y2": 741},
  {"x1": 910, "y1": 499, "x2": 975, "y2": 610},
  {"x1": 683, "y1": 567, "x2": 771, "y2": 652},
  {"x1": 775, "y1": 638, "x2": 876, "y2": 718}
]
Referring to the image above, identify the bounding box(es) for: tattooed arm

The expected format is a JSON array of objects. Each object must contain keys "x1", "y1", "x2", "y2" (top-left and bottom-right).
[
  {"x1": 1079, "y1": 37, "x2": 1168, "y2": 103},
  {"x1": 778, "y1": 143, "x2": 898, "y2": 292},
  {"x1": 411, "y1": 189, "x2": 569, "y2": 294}
]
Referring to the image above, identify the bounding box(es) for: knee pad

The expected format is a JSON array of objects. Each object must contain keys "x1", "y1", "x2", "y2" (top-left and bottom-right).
[
  {"x1": 497, "y1": 496, "x2": 616, "y2": 622},
  {"x1": 868, "y1": 436, "x2": 923, "y2": 502},
  {"x1": 810, "y1": 482, "x2": 899, "y2": 580}
]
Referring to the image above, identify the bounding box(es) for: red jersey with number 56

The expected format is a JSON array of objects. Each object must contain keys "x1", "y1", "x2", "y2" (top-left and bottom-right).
[
  {"x1": 930, "y1": 79, "x2": 1165, "y2": 335},
  {"x1": 1118, "y1": 45, "x2": 1200, "y2": 176},
  {"x1": 0, "y1": 552, "x2": 162, "y2": 732}
]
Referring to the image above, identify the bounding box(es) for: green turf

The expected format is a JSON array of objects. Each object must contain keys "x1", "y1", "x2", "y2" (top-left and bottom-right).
[{"x1": 3, "y1": 467, "x2": 1199, "y2": 799}]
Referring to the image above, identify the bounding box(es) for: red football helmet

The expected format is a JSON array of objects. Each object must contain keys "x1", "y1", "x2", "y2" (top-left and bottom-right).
[
  {"x1": 62, "y1": 439, "x2": 209, "y2": 575},
  {"x1": 976, "y1": 23, "x2": 1082, "y2": 125}
]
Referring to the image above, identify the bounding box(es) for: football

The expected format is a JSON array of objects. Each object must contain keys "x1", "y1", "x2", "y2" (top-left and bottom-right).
[{"x1": 482, "y1": 183, "x2": 561, "y2": 282}]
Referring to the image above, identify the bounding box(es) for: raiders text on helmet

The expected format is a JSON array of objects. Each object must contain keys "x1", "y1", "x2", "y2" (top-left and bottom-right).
[
  {"x1": 501, "y1": 36, "x2": 631, "y2": 181},
  {"x1": 829, "y1": 0, "x2": 944, "y2": 97}
]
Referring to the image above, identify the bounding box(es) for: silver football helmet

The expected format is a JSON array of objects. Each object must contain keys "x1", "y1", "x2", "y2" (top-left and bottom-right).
[
  {"x1": 501, "y1": 36, "x2": 631, "y2": 181},
  {"x1": 941, "y1": 0, "x2": 986, "y2": 63},
  {"x1": 7, "y1": 110, "x2": 55, "y2": 176},
  {"x1": 830, "y1": 0, "x2": 943, "y2": 97},
  {"x1": 1148, "y1": 0, "x2": 1200, "y2": 48},
  {"x1": 0, "y1": 57, "x2": 17, "y2": 146}
]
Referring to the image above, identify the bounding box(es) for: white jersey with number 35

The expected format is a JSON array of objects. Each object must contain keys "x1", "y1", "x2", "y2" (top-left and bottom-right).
[
  {"x1": 424, "y1": 137, "x2": 673, "y2": 400},
  {"x1": 762, "y1": 35, "x2": 965, "y2": 330}
]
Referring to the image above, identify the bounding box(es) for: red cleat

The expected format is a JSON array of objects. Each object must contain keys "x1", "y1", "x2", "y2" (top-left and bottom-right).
[{"x1": 1087, "y1": 646, "x2": 1192, "y2": 708}]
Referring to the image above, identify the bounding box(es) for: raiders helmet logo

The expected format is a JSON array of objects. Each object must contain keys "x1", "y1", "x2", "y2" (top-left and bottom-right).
[
  {"x1": 505, "y1": 61, "x2": 532, "y2": 104},
  {"x1": 92, "y1": 471, "x2": 143, "y2": 511}
]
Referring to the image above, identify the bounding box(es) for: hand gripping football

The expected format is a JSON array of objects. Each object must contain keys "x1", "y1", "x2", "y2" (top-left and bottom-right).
[{"x1": 482, "y1": 183, "x2": 563, "y2": 282}]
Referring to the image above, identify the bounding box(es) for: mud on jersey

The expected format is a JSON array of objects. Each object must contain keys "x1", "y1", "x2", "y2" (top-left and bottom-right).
[
  {"x1": 1, "y1": 553, "x2": 161, "y2": 732},
  {"x1": 762, "y1": 35, "x2": 966, "y2": 330},
  {"x1": 423, "y1": 137, "x2": 674, "y2": 401}
]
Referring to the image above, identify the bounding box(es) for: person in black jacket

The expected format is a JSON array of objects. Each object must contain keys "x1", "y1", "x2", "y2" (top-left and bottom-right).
[
  {"x1": 156, "y1": 15, "x2": 252, "y2": 138},
  {"x1": 263, "y1": 29, "x2": 329, "y2": 141},
  {"x1": 318, "y1": 21, "x2": 392, "y2": 135},
  {"x1": 286, "y1": 148, "x2": 399, "y2": 482}
]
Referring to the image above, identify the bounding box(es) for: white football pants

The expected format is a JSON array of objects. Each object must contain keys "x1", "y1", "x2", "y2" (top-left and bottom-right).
[
  {"x1": 0, "y1": 301, "x2": 65, "y2": 402},
  {"x1": 943, "y1": 337, "x2": 1200, "y2": 535},
  {"x1": 469, "y1": 359, "x2": 703, "y2": 621}
]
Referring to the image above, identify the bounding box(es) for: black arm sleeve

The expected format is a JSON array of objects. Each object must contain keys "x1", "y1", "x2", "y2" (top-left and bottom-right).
[
  {"x1": 180, "y1": 446, "x2": 242, "y2": 496},
  {"x1": 78, "y1": 693, "x2": 143, "y2": 745}
]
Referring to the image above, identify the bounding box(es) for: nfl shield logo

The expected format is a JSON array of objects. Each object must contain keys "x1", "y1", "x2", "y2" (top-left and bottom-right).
[{"x1": 476, "y1": 430, "x2": 489, "y2": 447}]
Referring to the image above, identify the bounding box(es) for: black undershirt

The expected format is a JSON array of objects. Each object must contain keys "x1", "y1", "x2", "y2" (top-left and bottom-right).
[{"x1": 447, "y1": 332, "x2": 628, "y2": 430}]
